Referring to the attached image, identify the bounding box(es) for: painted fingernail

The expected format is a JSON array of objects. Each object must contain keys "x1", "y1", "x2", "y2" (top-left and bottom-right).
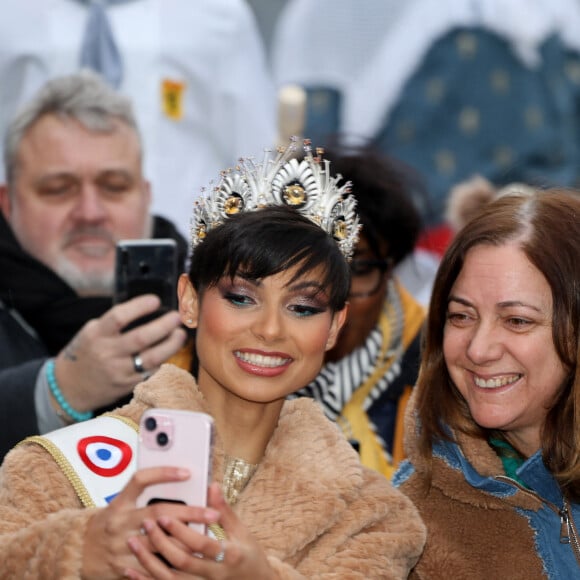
[
  {"x1": 127, "y1": 536, "x2": 140, "y2": 552},
  {"x1": 205, "y1": 508, "x2": 220, "y2": 521},
  {"x1": 158, "y1": 515, "x2": 171, "y2": 527}
]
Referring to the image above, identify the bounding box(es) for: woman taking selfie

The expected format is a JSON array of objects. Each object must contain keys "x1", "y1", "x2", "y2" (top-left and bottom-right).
[
  {"x1": 0, "y1": 140, "x2": 426, "y2": 579},
  {"x1": 394, "y1": 188, "x2": 580, "y2": 578}
]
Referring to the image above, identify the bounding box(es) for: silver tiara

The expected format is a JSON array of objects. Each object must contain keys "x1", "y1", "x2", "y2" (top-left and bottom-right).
[{"x1": 190, "y1": 137, "x2": 361, "y2": 260}]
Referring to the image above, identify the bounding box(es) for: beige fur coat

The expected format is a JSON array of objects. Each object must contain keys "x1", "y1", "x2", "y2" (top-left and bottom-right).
[{"x1": 0, "y1": 364, "x2": 425, "y2": 579}]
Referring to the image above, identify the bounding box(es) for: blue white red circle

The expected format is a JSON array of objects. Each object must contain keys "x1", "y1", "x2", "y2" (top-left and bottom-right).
[{"x1": 77, "y1": 436, "x2": 133, "y2": 477}]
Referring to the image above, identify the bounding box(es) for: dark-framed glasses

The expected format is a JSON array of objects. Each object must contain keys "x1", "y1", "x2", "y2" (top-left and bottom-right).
[{"x1": 348, "y1": 258, "x2": 392, "y2": 299}]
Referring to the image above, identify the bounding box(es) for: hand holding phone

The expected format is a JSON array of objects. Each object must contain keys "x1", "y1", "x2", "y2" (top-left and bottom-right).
[{"x1": 136, "y1": 409, "x2": 214, "y2": 534}]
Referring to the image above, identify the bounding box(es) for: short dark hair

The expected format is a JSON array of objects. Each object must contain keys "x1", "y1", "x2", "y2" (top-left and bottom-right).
[
  {"x1": 188, "y1": 205, "x2": 350, "y2": 312},
  {"x1": 321, "y1": 144, "x2": 424, "y2": 265}
]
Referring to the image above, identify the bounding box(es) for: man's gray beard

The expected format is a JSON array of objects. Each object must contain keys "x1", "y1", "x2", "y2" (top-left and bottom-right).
[{"x1": 54, "y1": 257, "x2": 114, "y2": 297}]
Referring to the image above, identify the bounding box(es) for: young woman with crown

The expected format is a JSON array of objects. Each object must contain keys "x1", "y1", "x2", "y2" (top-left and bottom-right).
[{"x1": 0, "y1": 139, "x2": 425, "y2": 579}]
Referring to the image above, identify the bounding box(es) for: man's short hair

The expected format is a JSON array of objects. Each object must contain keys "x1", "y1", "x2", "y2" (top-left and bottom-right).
[{"x1": 4, "y1": 70, "x2": 142, "y2": 184}]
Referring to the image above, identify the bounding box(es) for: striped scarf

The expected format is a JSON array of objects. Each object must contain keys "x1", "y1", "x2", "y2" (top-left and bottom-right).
[{"x1": 294, "y1": 278, "x2": 405, "y2": 423}]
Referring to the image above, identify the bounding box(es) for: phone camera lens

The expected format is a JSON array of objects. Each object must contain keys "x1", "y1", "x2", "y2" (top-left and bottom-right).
[
  {"x1": 157, "y1": 432, "x2": 169, "y2": 446},
  {"x1": 144, "y1": 417, "x2": 157, "y2": 431}
]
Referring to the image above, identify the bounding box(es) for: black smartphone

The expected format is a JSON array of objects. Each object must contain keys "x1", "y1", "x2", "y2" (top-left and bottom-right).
[{"x1": 114, "y1": 239, "x2": 178, "y2": 330}]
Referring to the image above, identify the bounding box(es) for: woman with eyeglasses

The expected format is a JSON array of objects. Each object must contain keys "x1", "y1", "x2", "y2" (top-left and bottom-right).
[{"x1": 293, "y1": 144, "x2": 428, "y2": 478}]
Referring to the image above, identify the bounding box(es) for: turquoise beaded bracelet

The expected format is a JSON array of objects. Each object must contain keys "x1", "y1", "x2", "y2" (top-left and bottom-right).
[{"x1": 46, "y1": 359, "x2": 93, "y2": 423}]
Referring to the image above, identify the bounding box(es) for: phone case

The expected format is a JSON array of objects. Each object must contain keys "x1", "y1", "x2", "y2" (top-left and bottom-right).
[
  {"x1": 136, "y1": 409, "x2": 214, "y2": 534},
  {"x1": 114, "y1": 239, "x2": 178, "y2": 329}
]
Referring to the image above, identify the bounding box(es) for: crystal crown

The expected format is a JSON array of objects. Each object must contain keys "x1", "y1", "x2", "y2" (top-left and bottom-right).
[{"x1": 190, "y1": 138, "x2": 361, "y2": 260}]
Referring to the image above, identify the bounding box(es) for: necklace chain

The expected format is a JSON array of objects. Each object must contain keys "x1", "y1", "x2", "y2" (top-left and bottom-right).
[{"x1": 223, "y1": 455, "x2": 259, "y2": 505}]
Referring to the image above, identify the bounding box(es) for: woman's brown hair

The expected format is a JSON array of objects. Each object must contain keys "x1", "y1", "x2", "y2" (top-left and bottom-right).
[{"x1": 416, "y1": 188, "x2": 580, "y2": 499}]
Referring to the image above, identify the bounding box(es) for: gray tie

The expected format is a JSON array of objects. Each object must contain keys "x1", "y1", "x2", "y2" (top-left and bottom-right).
[{"x1": 76, "y1": 0, "x2": 134, "y2": 88}]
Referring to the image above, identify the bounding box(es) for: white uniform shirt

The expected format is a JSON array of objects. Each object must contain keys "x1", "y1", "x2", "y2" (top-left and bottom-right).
[{"x1": 0, "y1": 0, "x2": 277, "y2": 236}]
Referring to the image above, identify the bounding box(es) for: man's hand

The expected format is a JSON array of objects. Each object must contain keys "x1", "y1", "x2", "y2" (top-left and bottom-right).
[{"x1": 52, "y1": 294, "x2": 187, "y2": 412}]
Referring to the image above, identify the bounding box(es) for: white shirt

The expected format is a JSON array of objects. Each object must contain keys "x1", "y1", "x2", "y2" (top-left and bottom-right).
[{"x1": 0, "y1": 0, "x2": 277, "y2": 237}]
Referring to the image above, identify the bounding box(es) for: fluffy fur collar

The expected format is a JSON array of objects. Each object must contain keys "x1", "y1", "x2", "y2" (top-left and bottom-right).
[
  {"x1": 128, "y1": 364, "x2": 366, "y2": 558},
  {"x1": 402, "y1": 389, "x2": 542, "y2": 512}
]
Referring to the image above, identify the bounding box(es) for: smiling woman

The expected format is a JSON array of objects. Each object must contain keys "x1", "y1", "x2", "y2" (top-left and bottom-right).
[
  {"x1": 444, "y1": 243, "x2": 566, "y2": 458},
  {"x1": 393, "y1": 187, "x2": 580, "y2": 579},
  {"x1": 0, "y1": 139, "x2": 426, "y2": 579},
  {"x1": 182, "y1": 206, "x2": 349, "y2": 412}
]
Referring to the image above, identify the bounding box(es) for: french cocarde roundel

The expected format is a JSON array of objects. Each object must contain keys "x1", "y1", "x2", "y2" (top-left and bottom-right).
[{"x1": 77, "y1": 436, "x2": 133, "y2": 477}]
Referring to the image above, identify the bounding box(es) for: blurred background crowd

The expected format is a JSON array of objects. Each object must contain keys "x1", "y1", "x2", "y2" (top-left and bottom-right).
[{"x1": 4, "y1": 0, "x2": 580, "y2": 248}]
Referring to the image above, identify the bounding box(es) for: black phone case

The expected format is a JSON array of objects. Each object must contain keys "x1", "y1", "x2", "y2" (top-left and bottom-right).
[{"x1": 114, "y1": 239, "x2": 178, "y2": 330}]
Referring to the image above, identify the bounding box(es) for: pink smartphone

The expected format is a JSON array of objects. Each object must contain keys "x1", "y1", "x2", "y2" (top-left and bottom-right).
[{"x1": 136, "y1": 408, "x2": 214, "y2": 534}]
